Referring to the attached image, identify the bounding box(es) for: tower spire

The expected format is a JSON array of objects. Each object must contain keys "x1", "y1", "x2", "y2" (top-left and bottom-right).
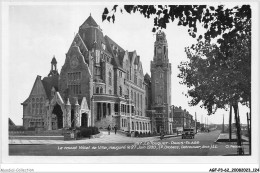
[{"x1": 48, "y1": 56, "x2": 59, "y2": 77}]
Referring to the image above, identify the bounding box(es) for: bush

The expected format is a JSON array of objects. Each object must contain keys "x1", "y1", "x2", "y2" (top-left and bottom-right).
[
  {"x1": 9, "y1": 126, "x2": 25, "y2": 131},
  {"x1": 134, "y1": 131, "x2": 139, "y2": 137},
  {"x1": 27, "y1": 127, "x2": 36, "y2": 131},
  {"x1": 79, "y1": 126, "x2": 99, "y2": 138}
]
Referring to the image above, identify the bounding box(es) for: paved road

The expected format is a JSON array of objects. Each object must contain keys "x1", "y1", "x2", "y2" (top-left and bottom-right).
[{"x1": 9, "y1": 130, "x2": 247, "y2": 156}]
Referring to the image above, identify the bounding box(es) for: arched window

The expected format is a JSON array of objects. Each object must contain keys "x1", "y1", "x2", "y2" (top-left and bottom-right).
[
  {"x1": 96, "y1": 87, "x2": 99, "y2": 94},
  {"x1": 122, "y1": 119, "x2": 124, "y2": 127},
  {"x1": 143, "y1": 122, "x2": 145, "y2": 131},
  {"x1": 132, "y1": 122, "x2": 134, "y2": 130},
  {"x1": 108, "y1": 71, "x2": 112, "y2": 85},
  {"x1": 100, "y1": 87, "x2": 103, "y2": 94},
  {"x1": 140, "y1": 122, "x2": 142, "y2": 130},
  {"x1": 136, "y1": 122, "x2": 139, "y2": 130}
]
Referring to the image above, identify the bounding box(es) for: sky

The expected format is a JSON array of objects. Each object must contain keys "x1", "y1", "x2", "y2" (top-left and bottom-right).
[{"x1": 6, "y1": 4, "x2": 251, "y2": 125}]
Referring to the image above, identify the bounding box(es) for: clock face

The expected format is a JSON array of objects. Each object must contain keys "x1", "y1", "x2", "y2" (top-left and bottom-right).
[{"x1": 70, "y1": 55, "x2": 79, "y2": 69}]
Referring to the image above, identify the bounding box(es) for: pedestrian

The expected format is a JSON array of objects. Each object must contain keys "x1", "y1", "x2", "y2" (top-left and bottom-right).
[
  {"x1": 114, "y1": 125, "x2": 117, "y2": 134},
  {"x1": 107, "y1": 125, "x2": 111, "y2": 135}
]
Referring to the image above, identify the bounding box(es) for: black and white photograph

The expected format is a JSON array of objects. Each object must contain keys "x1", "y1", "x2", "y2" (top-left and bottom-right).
[{"x1": 1, "y1": 1, "x2": 259, "y2": 172}]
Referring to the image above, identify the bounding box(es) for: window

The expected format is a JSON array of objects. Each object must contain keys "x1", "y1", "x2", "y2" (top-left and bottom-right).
[
  {"x1": 127, "y1": 70, "x2": 129, "y2": 80},
  {"x1": 119, "y1": 71, "x2": 123, "y2": 78},
  {"x1": 68, "y1": 84, "x2": 81, "y2": 94},
  {"x1": 157, "y1": 95, "x2": 162, "y2": 104},
  {"x1": 109, "y1": 71, "x2": 112, "y2": 85},
  {"x1": 160, "y1": 73, "x2": 163, "y2": 78},
  {"x1": 134, "y1": 75, "x2": 137, "y2": 84},
  {"x1": 139, "y1": 79, "x2": 142, "y2": 87},
  {"x1": 100, "y1": 87, "x2": 103, "y2": 94},
  {"x1": 137, "y1": 93, "x2": 139, "y2": 108},
  {"x1": 119, "y1": 86, "x2": 122, "y2": 96},
  {"x1": 109, "y1": 90, "x2": 112, "y2": 95},
  {"x1": 114, "y1": 103, "x2": 119, "y2": 112},
  {"x1": 134, "y1": 92, "x2": 136, "y2": 106},
  {"x1": 131, "y1": 91, "x2": 133, "y2": 100},
  {"x1": 68, "y1": 72, "x2": 81, "y2": 95},
  {"x1": 140, "y1": 95, "x2": 142, "y2": 109}
]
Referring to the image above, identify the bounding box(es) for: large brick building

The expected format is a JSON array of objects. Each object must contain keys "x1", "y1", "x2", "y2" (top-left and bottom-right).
[{"x1": 21, "y1": 15, "x2": 194, "y2": 134}]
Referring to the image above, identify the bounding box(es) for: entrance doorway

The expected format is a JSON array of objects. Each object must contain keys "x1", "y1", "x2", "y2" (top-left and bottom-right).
[
  {"x1": 81, "y1": 113, "x2": 88, "y2": 127},
  {"x1": 52, "y1": 104, "x2": 63, "y2": 129},
  {"x1": 71, "y1": 109, "x2": 75, "y2": 128}
]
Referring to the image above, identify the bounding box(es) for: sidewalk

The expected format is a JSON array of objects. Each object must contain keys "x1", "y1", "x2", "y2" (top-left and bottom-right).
[
  {"x1": 9, "y1": 131, "x2": 180, "y2": 145},
  {"x1": 216, "y1": 133, "x2": 249, "y2": 143},
  {"x1": 212, "y1": 133, "x2": 250, "y2": 155}
]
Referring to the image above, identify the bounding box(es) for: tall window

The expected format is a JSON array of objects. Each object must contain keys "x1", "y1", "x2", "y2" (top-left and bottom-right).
[
  {"x1": 119, "y1": 86, "x2": 122, "y2": 96},
  {"x1": 140, "y1": 95, "x2": 142, "y2": 109},
  {"x1": 137, "y1": 93, "x2": 139, "y2": 108},
  {"x1": 32, "y1": 98, "x2": 35, "y2": 115},
  {"x1": 134, "y1": 92, "x2": 136, "y2": 107},
  {"x1": 131, "y1": 91, "x2": 133, "y2": 100},
  {"x1": 139, "y1": 79, "x2": 142, "y2": 87},
  {"x1": 68, "y1": 72, "x2": 81, "y2": 94},
  {"x1": 157, "y1": 95, "x2": 162, "y2": 104},
  {"x1": 134, "y1": 75, "x2": 137, "y2": 84},
  {"x1": 127, "y1": 70, "x2": 129, "y2": 80},
  {"x1": 109, "y1": 71, "x2": 112, "y2": 85}
]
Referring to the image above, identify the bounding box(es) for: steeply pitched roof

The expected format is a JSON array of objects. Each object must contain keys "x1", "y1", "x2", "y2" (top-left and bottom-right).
[
  {"x1": 80, "y1": 15, "x2": 99, "y2": 28},
  {"x1": 42, "y1": 75, "x2": 59, "y2": 99},
  {"x1": 104, "y1": 35, "x2": 126, "y2": 68},
  {"x1": 9, "y1": 118, "x2": 16, "y2": 126}
]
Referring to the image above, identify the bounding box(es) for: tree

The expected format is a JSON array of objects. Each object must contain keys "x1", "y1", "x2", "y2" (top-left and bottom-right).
[
  {"x1": 102, "y1": 5, "x2": 251, "y2": 40},
  {"x1": 178, "y1": 26, "x2": 250, "y2": 154}
]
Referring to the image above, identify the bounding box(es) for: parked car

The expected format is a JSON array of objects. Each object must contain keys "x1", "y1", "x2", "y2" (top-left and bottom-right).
[{"x1": 182, "y1": 128, "x2": 195, "y2": 139}]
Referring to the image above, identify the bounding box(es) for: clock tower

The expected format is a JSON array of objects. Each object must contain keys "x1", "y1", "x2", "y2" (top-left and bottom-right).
[{"x1": 150, "y1": 31, "x2": 172, "y2": 134}]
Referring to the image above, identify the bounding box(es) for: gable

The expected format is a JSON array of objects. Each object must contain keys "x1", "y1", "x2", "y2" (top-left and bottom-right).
[
  {"x1": 81, "y1": 97, "x2": 90, "y2": 112},
  {"x1": 30, "y1": 76, "x2": 47, "y2": 97}
]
